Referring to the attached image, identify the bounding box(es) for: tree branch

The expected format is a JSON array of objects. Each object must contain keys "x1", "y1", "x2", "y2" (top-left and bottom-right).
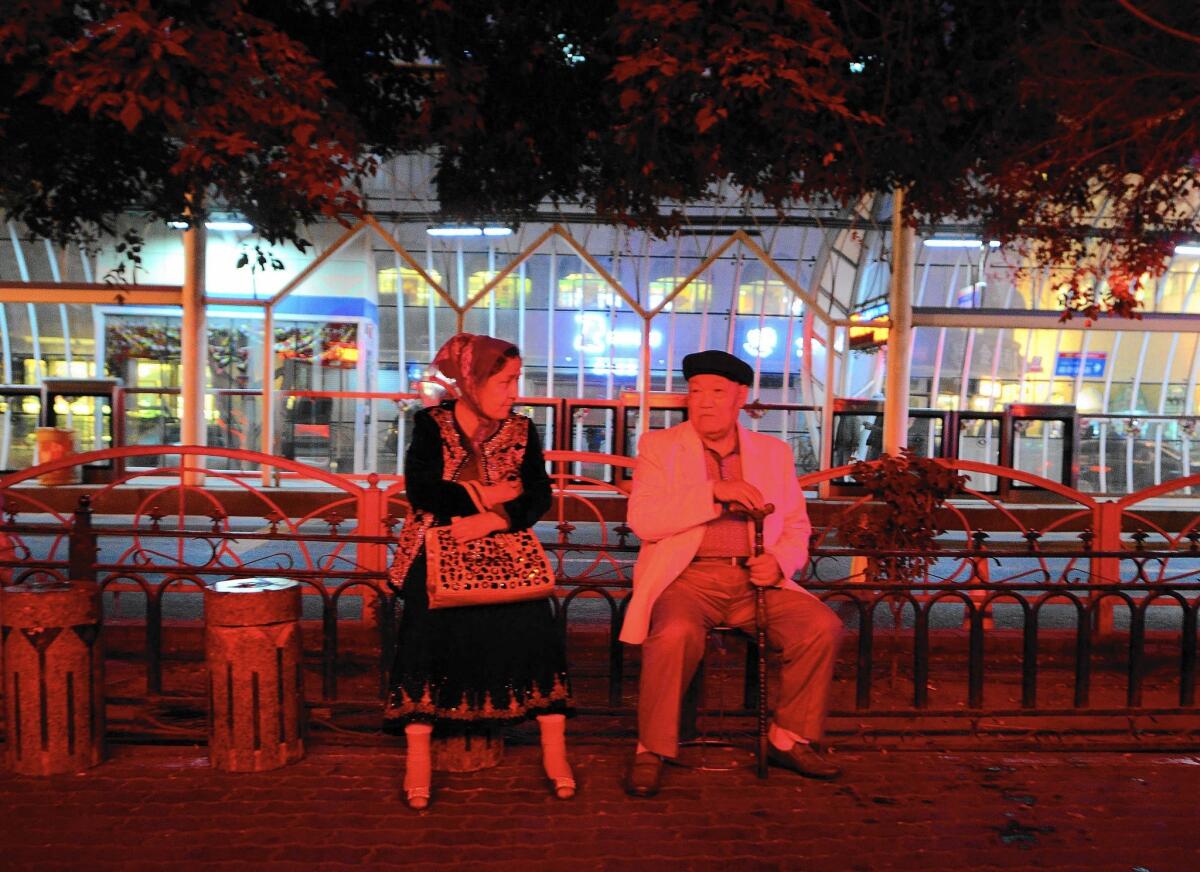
[{"x1": 1116, "y1": 0, "x2": 1200, "y2": 46}]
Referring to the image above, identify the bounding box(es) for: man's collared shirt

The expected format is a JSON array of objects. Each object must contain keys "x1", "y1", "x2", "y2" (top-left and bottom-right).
[{"x1": 695, "y1": 436, "x2": 751, "y2": 558}]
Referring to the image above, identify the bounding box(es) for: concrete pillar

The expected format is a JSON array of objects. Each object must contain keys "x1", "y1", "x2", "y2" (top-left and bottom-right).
[
  {"x1": 204, "y1": 578, "x2": 304, "y2": 772},
  {"x1": 2, "y1": 581, "x2": 104, "y2": 775}
]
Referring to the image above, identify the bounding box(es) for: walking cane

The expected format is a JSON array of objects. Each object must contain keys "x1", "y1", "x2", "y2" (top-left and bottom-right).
[{"x1": 747, "y1": 503, "x2": 775, "y2": 779}]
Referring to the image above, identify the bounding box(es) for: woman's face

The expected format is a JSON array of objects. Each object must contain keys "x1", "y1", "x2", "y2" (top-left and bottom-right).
[{"x1": 474, "y1": 355, "x2": 521, "y2": 420}]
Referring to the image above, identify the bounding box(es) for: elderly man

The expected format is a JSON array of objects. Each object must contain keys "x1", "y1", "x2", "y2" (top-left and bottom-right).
[{"x1": 621, "y1": 350, "x2": 843, "y2": 797}]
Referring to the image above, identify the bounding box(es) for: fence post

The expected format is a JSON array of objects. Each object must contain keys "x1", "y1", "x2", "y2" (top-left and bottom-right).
[
  {"x1": 1092, "y1": 501, "x2": 1123, "y2": 635},
  {"x1": 69, "y1": 495, "x2": 97, "y2": 583},
  {"x1": 358, "y1": 476, "x2": 388, "y2": 581},
  {"x1": 359, "y1": 477, "x2": 390, "y2": 701}
]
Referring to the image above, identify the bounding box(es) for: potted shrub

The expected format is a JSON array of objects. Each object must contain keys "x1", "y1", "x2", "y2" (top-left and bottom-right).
[{"x1": 836, "y1": 449, "x2": 967, "y2": 583}]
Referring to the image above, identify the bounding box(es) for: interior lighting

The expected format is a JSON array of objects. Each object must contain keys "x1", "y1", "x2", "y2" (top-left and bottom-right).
[
  {"x1": 426, "y1": 225, "x2": 513, "y2": 237},
  {"x1": 168, "y1": 220, "x2": 253, "y2": 232},
  {"x1": 923, "y1": 237, "x2": 983, "y2": 249},
  {"x1": 1174, "y1": 244, "x2": 1200, "y2": 256},
  {"x1": 427, "y1": 226, "x2": 482, "y2": 237},
  {"x1": 847, "y1": 308, "x2": 889, "y2": 350}
]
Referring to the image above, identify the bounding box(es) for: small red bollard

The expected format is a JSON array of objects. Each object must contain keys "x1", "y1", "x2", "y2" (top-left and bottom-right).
[
  {"x1": 204, "y1": 578, "x2": 304, "y2": 772},
  {"x1": 2, "y1": 580, "x2": 104, "y2": 775}
]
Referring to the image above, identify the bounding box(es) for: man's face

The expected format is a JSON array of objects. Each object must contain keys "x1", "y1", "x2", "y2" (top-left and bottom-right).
[{"x1": 686, "y1": 374, "x2": 747, "y2": 441}]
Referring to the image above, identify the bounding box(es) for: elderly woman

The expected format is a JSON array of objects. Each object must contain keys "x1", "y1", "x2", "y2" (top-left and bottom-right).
[{"x1": 384, "y1": 333, "x2": 574, "y2": 809}]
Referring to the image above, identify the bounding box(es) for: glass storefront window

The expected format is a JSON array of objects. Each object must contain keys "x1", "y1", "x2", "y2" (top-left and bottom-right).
[
  {"x1": 558, "y1": 272, "x2": 624, "y2": 310},
  {"x1": 736, "y1": 279, "x2": 802, "y2": 316},
  {"x1": 379, "y1": 265, "x2": 446, "y2": 307},
  {"x1": 467, "y1": 271, "x2": 531, "y2": 308},
  {"x1": 647, "y1": 276, "x2": 711, "y2": 313},
  {"x1": 24, "y1": 358, "x2": 93, "y2": 381},
  {"x1": 105, "y1": 315, "x2": 181, "y2": 382}
]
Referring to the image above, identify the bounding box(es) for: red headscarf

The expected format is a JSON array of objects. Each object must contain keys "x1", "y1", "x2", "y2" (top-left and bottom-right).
[{"x1": 431, "y1": 333, "x2": 520, "y2": 419}]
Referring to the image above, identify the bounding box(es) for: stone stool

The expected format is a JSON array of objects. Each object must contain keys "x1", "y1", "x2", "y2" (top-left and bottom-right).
[{"x1": 432, "y1": 725, "x2": 504, "y2": 773}]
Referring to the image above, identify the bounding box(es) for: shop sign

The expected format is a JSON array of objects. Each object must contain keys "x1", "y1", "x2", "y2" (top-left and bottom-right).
[{"x1": 1054, "y1": 351, "x2": 1107, "y2": 378}]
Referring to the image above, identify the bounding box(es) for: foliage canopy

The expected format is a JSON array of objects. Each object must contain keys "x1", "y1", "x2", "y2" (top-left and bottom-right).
[{"x1": 0, "y1": 0, "x2": 1196, "y2": 318}]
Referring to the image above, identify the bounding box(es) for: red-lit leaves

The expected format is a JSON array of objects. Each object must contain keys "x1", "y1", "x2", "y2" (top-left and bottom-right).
[
  {"x1": 0, "y1": 0, "x2": 372, "y2": 247},
  {"x1": 598, "y1": 0, "x2": 869, "y2": 227},
  {"x1": 837, "y1": 450, "x2": 967, "y2": 584}
]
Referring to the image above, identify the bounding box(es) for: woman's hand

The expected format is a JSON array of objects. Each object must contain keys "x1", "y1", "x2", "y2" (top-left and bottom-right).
[
  {"x1": 449, "y1": 511, "x2": 507, "y2": 543},
  {"x1": 479, "y1": 480, "x2": 522, "y2": 508}
]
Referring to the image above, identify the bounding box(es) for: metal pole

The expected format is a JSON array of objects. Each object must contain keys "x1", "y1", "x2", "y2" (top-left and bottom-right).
[
  {"x1": 181, "y1": 205, "x2": 208, "y2": 483},
  {"x1": 260, "y1": 305, "x2": 274, "y2": 487},
  {"x1": 884, "y1": 188, "x2": 914, "y2": 454},
  {"x1": 639, "y1": 319, "x2": 652, "y2": 441},
  {"x1": 820, "y1": 320, "x2": 837, "y2": 501}
]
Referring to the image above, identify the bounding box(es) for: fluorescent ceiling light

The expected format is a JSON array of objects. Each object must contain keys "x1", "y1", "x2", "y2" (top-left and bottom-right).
[
  {"x1": 1174, "y1": 244, "x2": 1200, "y2": 256},
  {"x1": 427, "y1": 226, "x2": 483, "y2": 237},
  {"x1": 988, "y1": 240, "x2": 1001, "y2": 248},
  {"x1": 427, "y1": 225, "x2": 512, "y2": 237},
  {"x1": 168, "y1": 220, "x2": 252, "y2": 232},
  {"x1": 923, "y1": 237, "x2": 983, "y2": 249}
]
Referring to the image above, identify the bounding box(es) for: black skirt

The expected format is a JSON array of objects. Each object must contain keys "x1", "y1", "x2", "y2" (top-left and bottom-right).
[{"x1": 383, "y1": 550, "x2": 573, "y2": 733}]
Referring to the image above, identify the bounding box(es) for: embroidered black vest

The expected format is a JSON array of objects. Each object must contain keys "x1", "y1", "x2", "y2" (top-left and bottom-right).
[{"x1": 388, "y1": 405, "x2": 531, "y2": 589}]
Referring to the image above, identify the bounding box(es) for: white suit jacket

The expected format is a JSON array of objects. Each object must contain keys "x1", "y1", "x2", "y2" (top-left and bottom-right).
[{"x1": 619, "y1": 419, "x2": 813, "y2": 645}]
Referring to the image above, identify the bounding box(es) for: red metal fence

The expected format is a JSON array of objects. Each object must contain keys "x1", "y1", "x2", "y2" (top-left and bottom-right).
[{"x1": 0, "y1": 446, "x2": 1196, "y2": 741}]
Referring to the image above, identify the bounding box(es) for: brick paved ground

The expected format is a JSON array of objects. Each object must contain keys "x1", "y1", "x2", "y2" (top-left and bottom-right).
[{"x1": 2, "y1": 738, "x2": 1197, "y2": 871}]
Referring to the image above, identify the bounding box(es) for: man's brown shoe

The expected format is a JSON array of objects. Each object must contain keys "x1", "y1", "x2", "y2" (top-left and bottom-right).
[
  {"x1": 624, "y1": 752, "x2": 663, "y2": 797},
  {"x1": 767, "y1": 743, "x2": 841, "y2": 780}
]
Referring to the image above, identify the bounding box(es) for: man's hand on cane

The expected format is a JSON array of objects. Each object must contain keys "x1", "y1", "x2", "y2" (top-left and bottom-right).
[
  {"x1": 744, "y1": 503, "x2": 782, "y2": 587},
  {"x1": 712, "y1": 483, "x2": 781, "y2": 584},
  {"x1": 747, "y1": 552, "x2": 783, "y2": 587},
  {"x1": 713, "y1": 479, "x2": 766, "y2": 512}
]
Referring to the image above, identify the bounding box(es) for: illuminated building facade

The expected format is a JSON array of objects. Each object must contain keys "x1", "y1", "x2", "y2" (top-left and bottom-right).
[{"x1": 1, "y1": 154, "x2": 1198, "y2": 489}]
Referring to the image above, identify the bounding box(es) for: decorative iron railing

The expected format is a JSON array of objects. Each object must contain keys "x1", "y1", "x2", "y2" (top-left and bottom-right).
[{"x1": 0, "y1": 447, "x2": 1196, "y2": 740}]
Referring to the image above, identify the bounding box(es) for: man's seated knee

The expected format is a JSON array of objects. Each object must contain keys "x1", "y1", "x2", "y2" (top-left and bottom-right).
[
  {"x1": 770, "y1": 601, "x2": 844, "y2": 655},
  {"x1": 812, "y1": 602, "x2": 845, "y2": 641},
  {"x1": 645, "y1": 615, "x2": 708, "y2": 653}
]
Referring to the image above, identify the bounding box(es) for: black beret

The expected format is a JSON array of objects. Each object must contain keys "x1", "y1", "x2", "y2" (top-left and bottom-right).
[{"x1": 681, "y1": 350, "x2": 754, "y2": 386}]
